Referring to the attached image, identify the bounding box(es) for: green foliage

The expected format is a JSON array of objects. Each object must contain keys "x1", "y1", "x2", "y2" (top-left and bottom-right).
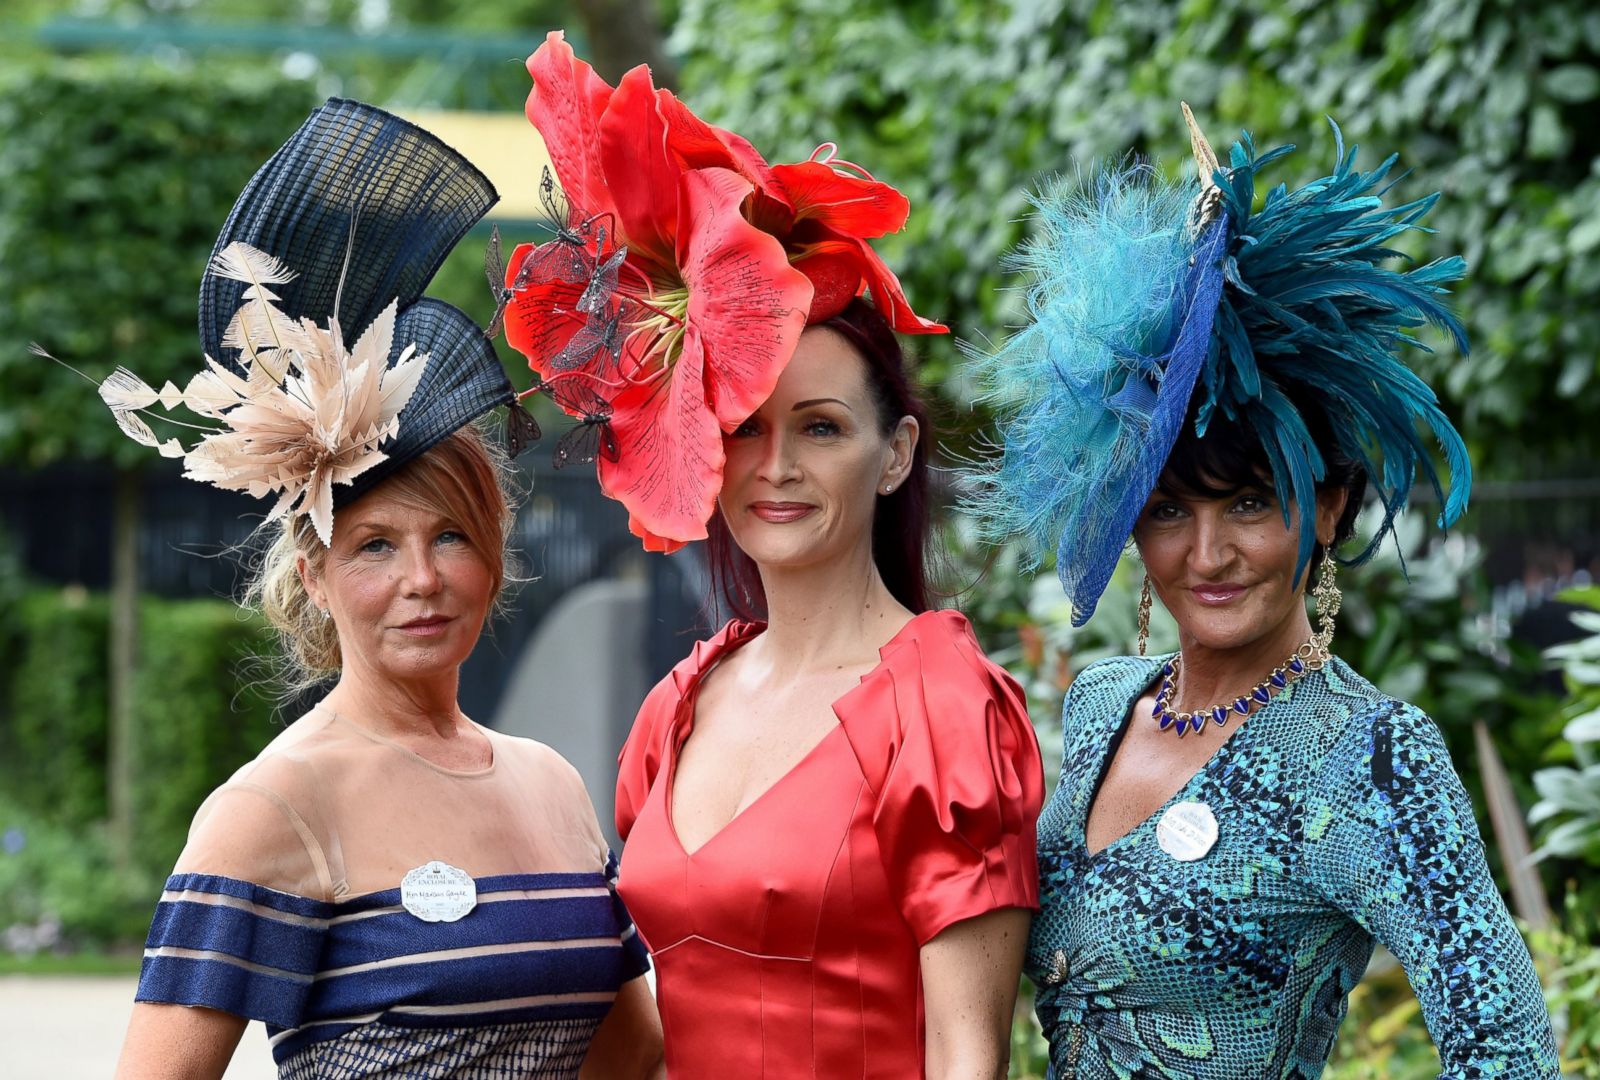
[
  {"x1": 129, "y1": 596, "x2": 282, "y2": 874},
  {"x1": 1531, "y1": 587, "x2": 1600, "y2": 864},
  {"x1": 1323, "y1": 957, "x2": 1440, "y2": 1079},
  {"x1": 672, "y1": 0, "x2": 1600, "y2": 469},
  {"x1": 3, "y1": 589, "x2": 111, "y2": 828},
  {"x1": 1529, "y1": 888, "x2": 1600, "y2": 1078},
  {"x1": 0, "y1": 58, "x2": 318, "y2": 468},
  {"x1": 0, "y1": 791, "x2": 156, "y2": 947},
  {"x1": 0, "y1": 589, "x2": 280, "y2": 947},
  {"x1": 1527, "y1": 589, "x2": 1600, "y2": 1074}
]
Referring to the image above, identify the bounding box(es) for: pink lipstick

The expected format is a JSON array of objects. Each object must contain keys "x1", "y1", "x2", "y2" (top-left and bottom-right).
[
  {"x1": 750, "y1": 502, "x2": 816, "y2": 523},
  {"x1": 1191, "y1": 583, "x2": 1247, "y2": 605},
  {"x1": 397, "y1": 615, "x2": 454, "y2": 637}
]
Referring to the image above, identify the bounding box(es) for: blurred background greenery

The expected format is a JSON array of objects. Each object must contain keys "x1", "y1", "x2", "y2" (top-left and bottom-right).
[{"x1": 0, "y1": 0, "x2": 1596, "y2": 1073}]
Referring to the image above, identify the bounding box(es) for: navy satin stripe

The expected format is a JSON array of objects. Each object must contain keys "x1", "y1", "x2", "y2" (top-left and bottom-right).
[
  {"x1": 137, "y1": 954, "x2": 311, "y2": 1029},
  {"x1": 164, "y1": 873, "x2": 335, "y2": 919},
  {"x1": 268, "y1": 1000, "x2": 613, "y2": 1064},
  {"x1": 620, "y1": 931, "x2": 651, "y2": 980},
  {"x1": 147, "y1": 901, "x2": 324, "y2": 976},
  {"x1": 305, "y1": 944, "x2": 632, "y2": 1017},
  {"x1": 319, "y1": 896, "x2": 624, "y2": 968},
  {"x1": 329, "y1": 871, "x2": 611, "y2": 914}
]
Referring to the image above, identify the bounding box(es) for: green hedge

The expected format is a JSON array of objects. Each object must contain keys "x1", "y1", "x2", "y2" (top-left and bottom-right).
[
  {"x1": 0, "y1": 588, "x2": 280, "y2": 945},
  {"x1": 129, "y1": 596, "x2": 282, "y2": 874},
  {"x1": 0, "y1": 58, "x2": 318, "y2": 469},
  {"x1": 4, "y1": 590, "x2": 111, "y2": 829}
]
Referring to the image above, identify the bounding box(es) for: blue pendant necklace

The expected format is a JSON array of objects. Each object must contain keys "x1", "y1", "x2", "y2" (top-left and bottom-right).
[{"x1": 1153, "y1": 640, "x2": 1326, "y2": 737}]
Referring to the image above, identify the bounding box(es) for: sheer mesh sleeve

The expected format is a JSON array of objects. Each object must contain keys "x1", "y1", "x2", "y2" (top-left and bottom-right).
[
  {"x1": 1304, "y1": 701, "x2": 1559, "y2": 1078},
  {"x1": 135, "y1": 781, "x2": 332, "y2": 1027}
]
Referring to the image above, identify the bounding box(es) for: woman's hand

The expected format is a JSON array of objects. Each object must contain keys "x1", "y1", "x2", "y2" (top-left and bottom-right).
[
  {"x1": 921, "y1": 907, "x2": 1031, "y2": 1080},
  {"x1": 580, "y1": 975, "x2": 665, "y2": 1079},
  {"x1": 114, "y1": 1002, "x2": 247, "y2": 1080}
]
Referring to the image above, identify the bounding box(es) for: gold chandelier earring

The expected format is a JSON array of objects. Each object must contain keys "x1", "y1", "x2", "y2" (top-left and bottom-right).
[
  {"x1": 1137, "y1": 573, "x2": 1153, "y2": 657},
  {"x1": 1310, "y1": 552, "x2": 1341, "y2": 661}
]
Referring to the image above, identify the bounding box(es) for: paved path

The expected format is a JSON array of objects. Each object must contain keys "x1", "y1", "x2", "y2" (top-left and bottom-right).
[{"x1": 0, "y1": 975, "x2": 277, "y2": 1079}]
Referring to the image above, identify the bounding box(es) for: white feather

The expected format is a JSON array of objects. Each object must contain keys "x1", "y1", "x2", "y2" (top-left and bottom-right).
[{"x1": 207, "y1": 241, "x2": 297, "y2": 300}]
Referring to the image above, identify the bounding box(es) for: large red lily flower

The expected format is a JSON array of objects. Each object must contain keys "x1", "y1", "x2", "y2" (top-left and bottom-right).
[
  {"x1": 505, "y1": 31, "x2": 939, "y2": 552},
  {"x1": 656, "y1": 98, "x2": 946, "y2": 332},
  {"x1": 508, "y1": 32, "x2": 809, "y2": 552}
]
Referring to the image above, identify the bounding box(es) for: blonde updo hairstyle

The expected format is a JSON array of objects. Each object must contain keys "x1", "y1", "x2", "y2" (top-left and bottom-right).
[{"x1": 244, "y1": 424, "x2": 520, "y2": 696}]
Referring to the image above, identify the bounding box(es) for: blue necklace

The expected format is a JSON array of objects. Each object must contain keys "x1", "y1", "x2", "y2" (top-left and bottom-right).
[{"x1": 1152, "y1": 640, "x2": 1323, "y2": 737}]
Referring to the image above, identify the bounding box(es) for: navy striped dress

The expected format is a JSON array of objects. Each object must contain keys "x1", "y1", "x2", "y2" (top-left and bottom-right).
[{"x1": 135, "y1": 709, "x2": 650, "y2": 1078}]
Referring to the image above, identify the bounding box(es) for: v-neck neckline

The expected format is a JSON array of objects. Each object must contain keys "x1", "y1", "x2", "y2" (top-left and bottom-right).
[
  {"x1": 1075, "y1": 655, "x2": 1287, "y2": 859},
  {"x1": 663, "y1": 611, "x2": 932, "y2": 859}
]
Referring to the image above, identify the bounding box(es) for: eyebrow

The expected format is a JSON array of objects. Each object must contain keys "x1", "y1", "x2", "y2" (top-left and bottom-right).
[{"x1": 791, "y1": 397, "x2": 852, "y2": 412}]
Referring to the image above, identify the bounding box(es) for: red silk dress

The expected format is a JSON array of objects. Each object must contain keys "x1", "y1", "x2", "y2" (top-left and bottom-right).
[{"x1": 616, "y1": 609, "x2": 1044, "y2": 1078}]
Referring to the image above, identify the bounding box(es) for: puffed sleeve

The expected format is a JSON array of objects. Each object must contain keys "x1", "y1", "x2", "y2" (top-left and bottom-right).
[
  {"x1": 1303, "y1": 701, "x2": 1559, "y2": 1078},
  {"x1": 135, "y1": 779, "x2": 333, "y2": 1029},
  {"x1": 844, "y1": 611, "x2": 1045, "y2": 945}
]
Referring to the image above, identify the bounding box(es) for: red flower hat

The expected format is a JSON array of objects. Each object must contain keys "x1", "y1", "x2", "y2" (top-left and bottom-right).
[{"x1": 502, "y1": 30, "x2": 944, "y2": 553}]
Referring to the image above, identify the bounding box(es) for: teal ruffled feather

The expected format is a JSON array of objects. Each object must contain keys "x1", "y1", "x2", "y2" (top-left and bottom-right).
[
  {"x1": 960, "y1": 164, "x2": 1214, "y2": 623},
  {"x1": 1206, "y1": 121, "x2": 1471, "y2": 575}
]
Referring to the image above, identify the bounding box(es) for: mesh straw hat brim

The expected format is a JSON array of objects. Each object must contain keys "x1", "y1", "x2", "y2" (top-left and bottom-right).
[{"x1": 198, "y1": 97, "x2": 518, "y2": 509}]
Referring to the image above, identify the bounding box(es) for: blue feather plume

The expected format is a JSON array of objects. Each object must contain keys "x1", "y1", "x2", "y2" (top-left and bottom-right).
[
  {"x1": 1207, "y1": 121, "x2": 1471, "y2": 577},
  {"x1": 961, "y1": 119, "x2": 1471, "y2": 624},
  {"x1": 960, "y1": 163, "x2": 1227, "y2": 624}
]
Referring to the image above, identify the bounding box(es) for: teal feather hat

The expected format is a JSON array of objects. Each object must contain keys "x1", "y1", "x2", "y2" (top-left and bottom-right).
[{"x1": 962, "y1": 107, "x2": 1471, "y2": 626}]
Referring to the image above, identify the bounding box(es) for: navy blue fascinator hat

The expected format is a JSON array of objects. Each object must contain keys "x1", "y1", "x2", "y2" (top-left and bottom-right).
[
  {"x1": 962, "y1": 106, "x2": 1471, "y2": 626},
  {"x1": 199, "y1": 98, "x2": 534, "y2": 511},
  {"x1": 89, "y1": 98, "x2": 535, "y2": 547}
]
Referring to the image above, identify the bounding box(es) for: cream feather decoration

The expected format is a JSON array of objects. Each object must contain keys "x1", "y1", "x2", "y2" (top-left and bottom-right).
[{"x1": 92, "y1": 241, "x2": 428, "y2": 545}]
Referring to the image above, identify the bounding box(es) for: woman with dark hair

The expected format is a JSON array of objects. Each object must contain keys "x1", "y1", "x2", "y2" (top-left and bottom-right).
[
  {"x1": 965, "y1": 108, "x2": 1558, "y2": 1076},
  {"x1": 705, "y1": 298, "x2": 937, "y2": 620},
  {"x1": 618, "y1": 299, "x2": 1043, "y2": 1079},
  {"x1": 501, "y1": 36, "x2": 1045, "y2": 1077}
]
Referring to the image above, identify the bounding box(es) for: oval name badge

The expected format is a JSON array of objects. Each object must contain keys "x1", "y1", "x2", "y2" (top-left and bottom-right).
[
  {"x1": 401, "y1": 860, "x2": 477, "y2": 923},
  {"x1": 1156, "y1": 801, "x2": 1219, "y2": 862}
]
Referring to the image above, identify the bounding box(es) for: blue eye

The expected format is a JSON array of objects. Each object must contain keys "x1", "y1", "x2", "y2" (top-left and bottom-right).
[
  {"x1": 360, "y1": 537, "x2": 392, "y2": 554},
  {"x1": 731, "y1": 419, "x2": 760, "y2": 438},
  {"x1": 804, "y1": 418, "x2": 841, "y2": 437},
  {"x1": 437, "y1": 530, "x2": 466, "y2": 546}
]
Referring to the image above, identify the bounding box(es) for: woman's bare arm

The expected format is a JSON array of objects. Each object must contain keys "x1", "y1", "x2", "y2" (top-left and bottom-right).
[
  {"x1": 579, "y1": 975, "x2": 665, "y2": 1080},
  {"x1": 921, "y1": 908, "x2": 1031, "y2": 1080},
  {"x1": 115, "y1": 1002, "x2": 247, "y2": 1080}
]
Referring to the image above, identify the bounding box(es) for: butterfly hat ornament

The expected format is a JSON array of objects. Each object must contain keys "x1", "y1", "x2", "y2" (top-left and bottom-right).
[
  {"x1": 87, "y1": 99, "x2": 536, "y2": 544},
  {"x1": 961, "y1": 104, "x2": 1473, "y2": 625},
  {"x1": 493, "y1": 30, "x2": 946, "y2": 553}
]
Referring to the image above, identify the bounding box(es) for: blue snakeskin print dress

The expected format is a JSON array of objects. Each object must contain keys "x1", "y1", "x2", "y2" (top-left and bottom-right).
[{"x1": 1028, "y1": 654, "x2": 1559, "y2": 1078}]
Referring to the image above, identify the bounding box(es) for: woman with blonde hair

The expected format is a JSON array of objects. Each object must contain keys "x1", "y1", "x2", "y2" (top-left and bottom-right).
[{"x1": 107, "y1": 100, "x2": 661, "y2": 1079}]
